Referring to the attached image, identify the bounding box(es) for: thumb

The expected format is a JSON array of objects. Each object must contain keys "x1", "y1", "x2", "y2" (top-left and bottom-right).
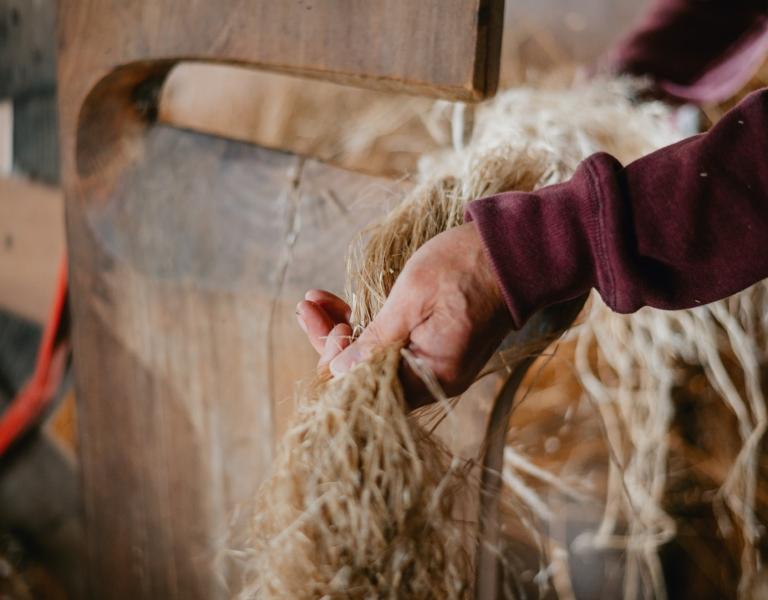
[{"x1": 329, "y1": 299, "x2": 411, "y2": 376}]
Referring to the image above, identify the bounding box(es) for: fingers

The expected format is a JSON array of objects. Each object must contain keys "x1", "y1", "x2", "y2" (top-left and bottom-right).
[
  {"x1": 329, "y1": 299, "x2": 411, "y2": 376},
  {"x1": 304, "y1": 289, "x2": 352, "y2": 324},
  {"x1": 325, "y1": 320, "x2": 446, "y2": 410},
  {"x1": 301, "y1": 287, "x2": 437, "y2": 412},
  {"x1": 318, "y1": 323, "x2": 353, "y2": 369},
  {"x1": 296, "y1": 300, "x2": 335, "y2": 354},
  {"x1": 297, "y1": 290, "x2": 352, "y2": 355},
  {"x1": 296, "y1": 296, "x2": 352, "y2": 369}
]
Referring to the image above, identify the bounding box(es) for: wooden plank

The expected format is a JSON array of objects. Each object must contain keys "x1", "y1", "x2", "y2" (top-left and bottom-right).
[
  {"x1": 66, "y1": 123, "x2": 407, "y2": 598},
  {"x1": 153, "y1": 0, "x2": 646, "y2": 178},
  {"x1": 0, "y1": 177, "x2": 64, "y2": 323},
  {"x1": 56, "y1": 1, "x2": 503, "y2": 195},
  {"x1": 57, "y1": 0, "x2": 503, "y2": 164},
  {"x1": 0, "y1": 0, "x2": 57, "y2": 99},
  {"x1": 66, "y1": 121, "x2": 497, "y2": 597}
]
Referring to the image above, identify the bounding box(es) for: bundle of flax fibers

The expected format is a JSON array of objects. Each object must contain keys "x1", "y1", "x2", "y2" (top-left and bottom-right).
[{"x1": 241, "y1": 79, "x2": 766, "y2": 598}]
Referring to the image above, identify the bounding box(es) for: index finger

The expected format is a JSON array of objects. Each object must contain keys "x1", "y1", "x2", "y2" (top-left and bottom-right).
[{"x1": 304, "y1": 289, "x2": 352, "y2": 324}]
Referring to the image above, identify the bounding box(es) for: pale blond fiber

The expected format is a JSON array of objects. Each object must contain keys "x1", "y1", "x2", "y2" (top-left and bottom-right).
[
  {"x1": 244, "y1": 348, "x2": 472, "y2": 598},
  {"x1": 243, "y1": 79, "x2": 766, "y2": 598}
]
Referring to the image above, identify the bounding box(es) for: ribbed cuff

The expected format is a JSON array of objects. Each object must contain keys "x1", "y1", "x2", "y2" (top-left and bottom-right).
[{"x1": 464, "y1": 161, "x2": 611, "y2": 328}]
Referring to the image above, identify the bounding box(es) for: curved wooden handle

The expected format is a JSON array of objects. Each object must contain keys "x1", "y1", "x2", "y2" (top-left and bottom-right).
[
  {"x1": 475, "y1": 295, "x2": 589, "y2": 600},
  {"x1": 59, "y1": 0, "x2": 503, "y2": 187}
]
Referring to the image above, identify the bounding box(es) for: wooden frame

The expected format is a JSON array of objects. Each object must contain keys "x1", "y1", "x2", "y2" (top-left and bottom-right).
[{"x1": 57, "y1": 1, "x2": 503, "y2": 597}]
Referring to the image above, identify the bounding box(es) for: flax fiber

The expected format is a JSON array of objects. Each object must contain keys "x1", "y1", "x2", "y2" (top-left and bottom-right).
[{"x1": 241, "y1": 79, "x2": 767, "y2": 598}]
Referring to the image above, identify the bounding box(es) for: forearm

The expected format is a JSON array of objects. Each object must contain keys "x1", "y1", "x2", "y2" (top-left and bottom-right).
[{"x1": 467, "y1": 88, "x2": 768, "y2": 328}]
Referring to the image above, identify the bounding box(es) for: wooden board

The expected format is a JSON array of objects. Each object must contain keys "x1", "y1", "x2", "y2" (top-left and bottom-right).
[
  {"x1": 0, "y1": 177, "x2": 64, "y2": 324},
  {"x1": 154, "y1": 0, "x2": 647, "y2": 182},
  {"x1": 66, "y1": 123, "x2": 407, "y2": 597},
  {"x1": 57, "y1": 0, "x2": 503, "y2": 142}
]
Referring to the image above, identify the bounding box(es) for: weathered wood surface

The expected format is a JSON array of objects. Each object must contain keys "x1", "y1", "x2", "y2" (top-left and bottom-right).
[
  {"x1": 66, "y1": 122, "x2": 407, "y2": 597},
  {"x1": 57, "y1": 2, "x2": 504, "y2": 597},
  {"x1": 57, "y1": 0, "x2": 503, "y2": 148},
  {"x1": 156, "y1": 0, "x2": 645, "y2": 181},
  {"x1": 57, "y1": 0, "x2": 505, "y2": 203},
  {"x1": 0, "y1": 177, "x2": 64, "y2": 323},
  {"x1": 65, "y1": 121, "x2": 496, "y2": 595}
]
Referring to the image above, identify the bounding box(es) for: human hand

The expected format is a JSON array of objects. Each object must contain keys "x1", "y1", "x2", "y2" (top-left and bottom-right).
[{"x1": 296, "y1": 222, "x2": 512, "y2": 408}]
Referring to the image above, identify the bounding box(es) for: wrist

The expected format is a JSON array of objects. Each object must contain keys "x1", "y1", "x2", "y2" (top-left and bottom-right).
[{"x1": 464, "y1": 172, "x2": 599, "y2": 329}]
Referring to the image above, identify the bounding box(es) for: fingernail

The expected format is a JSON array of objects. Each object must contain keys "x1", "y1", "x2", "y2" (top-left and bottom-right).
[
  {"x1": 296, "y1": 315, "x2": 307, "y2": 332},
  {"x1": 330, "y1": 347, "x2": 361, "y2": 377}
]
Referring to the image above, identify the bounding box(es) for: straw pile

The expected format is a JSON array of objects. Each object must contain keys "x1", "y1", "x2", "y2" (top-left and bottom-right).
[
  {"x1": 243, "y1": 345, "x2": 473, "y2": 598},
  {"x1": 238, "y1": 78, "x2": 706, "y2": 599},
  {"x1": 572, "y1": 284, "x2": 768, "y2": 599}
]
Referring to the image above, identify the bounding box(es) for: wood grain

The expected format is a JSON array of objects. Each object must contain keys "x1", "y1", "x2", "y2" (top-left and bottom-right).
[
  {"x1": 57, "y1": 2, "x2": 504, "y2": 596},
  {"x1": 66, "y1": 123, "x2": 407, "y2": 597},
  {"x1": 57, "y1": 0, "x2": 503, "y2": 164},
  {"x1": 66, "y1": 123, "x2": 497, "y2": 595}
]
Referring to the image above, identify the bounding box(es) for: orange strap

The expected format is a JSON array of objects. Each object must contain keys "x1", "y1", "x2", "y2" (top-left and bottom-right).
[{"x1": 0, "y1": 256, "x2": 69, "y2": 455}]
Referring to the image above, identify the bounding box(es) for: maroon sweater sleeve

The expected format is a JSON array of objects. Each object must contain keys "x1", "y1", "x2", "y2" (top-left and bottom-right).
[
  {"x1": 603, "y1": 0, "x2": 768, "y2": 103},
  {"x1": 466, "y1": 88, "x2": 768, "y2": 329}
]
